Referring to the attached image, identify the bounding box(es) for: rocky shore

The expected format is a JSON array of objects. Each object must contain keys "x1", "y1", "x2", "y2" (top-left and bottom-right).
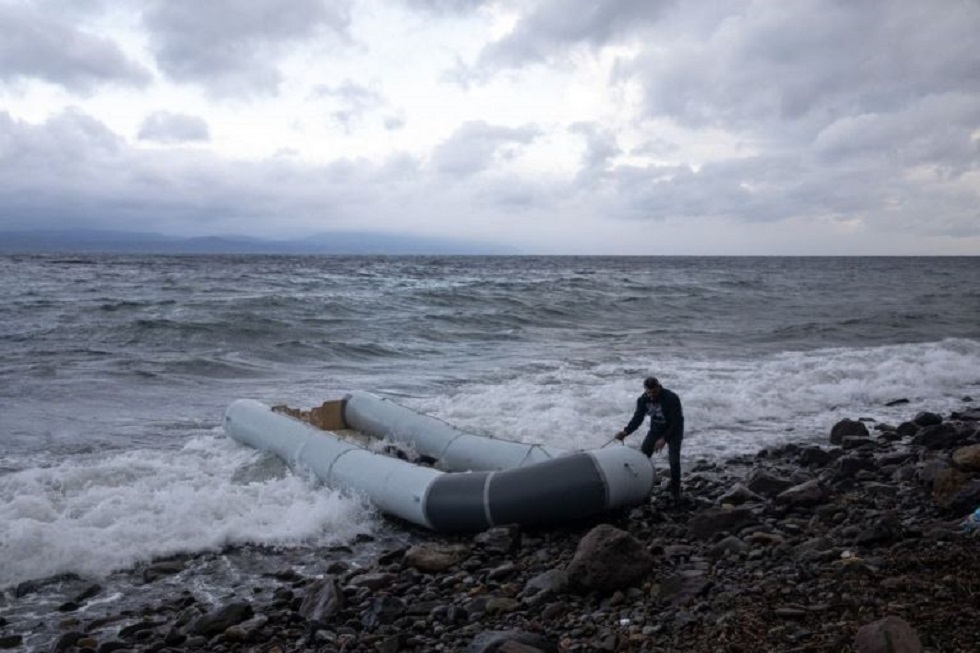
[{"x1": 4, "y1": 404, "x2": 979, "y2": 653}]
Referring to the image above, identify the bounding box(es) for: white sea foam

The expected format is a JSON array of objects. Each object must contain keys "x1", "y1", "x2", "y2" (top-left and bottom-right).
[
  {"x1": 0, "y1": 434, "x2": 376, "y2": 588},
  {"x1": 413, "y1": 338, "x2": 980, "y2": 459}
]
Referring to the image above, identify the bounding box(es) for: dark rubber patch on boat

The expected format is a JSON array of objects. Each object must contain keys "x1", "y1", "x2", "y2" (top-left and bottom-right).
[
  {"x1": 425, "y1": 471, "x2": 493, "y2": 531},
  {"x1": 487, "y1": 453, "x2": 606, "y2": 526}
]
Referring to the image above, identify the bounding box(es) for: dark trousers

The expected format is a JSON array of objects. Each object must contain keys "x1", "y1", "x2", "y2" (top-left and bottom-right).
[{"x1": 641, "y1": 433, "x2": 682, "y2": 498}]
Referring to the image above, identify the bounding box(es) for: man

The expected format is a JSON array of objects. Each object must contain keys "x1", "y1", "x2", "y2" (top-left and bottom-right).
[{"x1": 615, "y1": 376, "x2": 685, "y2": 502}]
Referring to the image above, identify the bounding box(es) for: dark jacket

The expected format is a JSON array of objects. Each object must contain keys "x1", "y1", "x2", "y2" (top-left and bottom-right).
[{"x1": 623, "y1": 388, "x2": 684, "y2": 444}]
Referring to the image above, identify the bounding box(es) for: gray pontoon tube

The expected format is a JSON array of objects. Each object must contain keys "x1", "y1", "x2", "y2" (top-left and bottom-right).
[
  {"x1": 341, "y1": 391, "x2": 567, "y2": 471},
  {"x1": 225, "y1": 398, "x2": 655, "y2": 532}
]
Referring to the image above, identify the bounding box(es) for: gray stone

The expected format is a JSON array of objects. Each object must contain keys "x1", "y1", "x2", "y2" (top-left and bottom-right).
[
  {"x1": 799, "y1": 446, "x2": 838, "y2": 467},
  {"x1": 746, "y1": 469, "x2": 794, "y2": 497},
  {"x1": 831, "y1": 419, "x2": 869, "y2": 445},
  {"x1": 913, "y1": 412, "x2": 943, "y2": 427},
  {"x1": 474, "y1": 524, "x2": 521, "y2": 554},
  {"x1": 142, "y1": 560, "x2": 184, "y2": 583},
  {"x1": 405, "y1": 543, "x2": 468, "y2": 573},
  {"x1": 854, "y1": 615, "x2": 922, "y2": 653},
  {"x1": 566, "y1": 524, "x2": 653, "y2": 592},
  {"x1": 466, "y1": 630, "x2": 556, "y2": 653},
  {"x1": 189, "y1": 601, "x2": 253, "y2": 638},
  {"x1": 913, "y1": 423, "x2": 962, "y2": 450},
  {"x1": 688, "y1": 506, "x2": 757, "y2": 539},
  {"x1": 776, "y1": 479, "x2": 830, "y2": 507},
  {"x1": 347, "y1": 572, "x2": 394, "y2": 591},
  {"x1": 717, "y1": 483, "x2": 765, "y2": 505},
  {"x1": 708, "y1": 535, "x2": 748, "y2": 557},
  {"x1": 299, "y1": 578, "x2": 344, "y2": 624}
]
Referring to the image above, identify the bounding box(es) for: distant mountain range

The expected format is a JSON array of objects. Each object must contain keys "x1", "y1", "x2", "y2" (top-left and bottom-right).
[{"x1": 0, "y1": 229, "x2": 518, "y2": 255}]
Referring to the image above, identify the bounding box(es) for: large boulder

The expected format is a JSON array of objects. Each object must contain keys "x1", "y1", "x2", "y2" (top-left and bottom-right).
[
  {"x1": 913, "y1": 423, "x2": 964, "y2": 450},
  {"x1": 854, "y1": 615, "x2": 922, "y2": 653},
  {"x1": 931, "y1": 468, "x2": 980, "y2": 516},
  {"x1": 565, "y1": 524, "x2": 653, "y2": 592},
  {"x1": 952, "y1": 444, "x2": 980, "y2": 472},
  {"x1": 831, "y1": 419, "x2": 869, "y2": 445},
  {"x1": 913, "y1": 412, "x2": 943, "y2": 427}
]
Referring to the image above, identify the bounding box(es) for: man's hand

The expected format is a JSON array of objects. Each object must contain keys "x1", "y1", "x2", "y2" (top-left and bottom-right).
[
  {"x1": 615, "y1": 430, "x2": 627, "y2": 441},
  {"x1": 653, "y1": 437, "x2": 667, "y2": 453}
]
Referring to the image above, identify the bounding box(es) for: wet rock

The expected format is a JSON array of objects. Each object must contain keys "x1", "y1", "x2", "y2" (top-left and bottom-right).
[
  {"x1": 913, "y1": 412, "x2": 943, "y2": 427},
  {"x1": 854, "y1": 615, "x2": 922, "y2": 653},
  {"x1": 142, "y1": 561, "x2": 185, "y2": 583},
  {"x1": 298, "y1": 578, "x2": 344, "y2": 624},
  {"x1": 885, "y1": 398, "x2": 910, "y2": 407},
  {"x1": 896, "y1": 421, "x2": 919, "y2": 437},
  {"x1": 799, "y1": 446, "x2": 838, "y2": 467},
  {"x1": 951, "y1": 407, "x2": 980, "y2": 421},
  {"x1": 913, "y1": 423, "x2": 963, "y2": 450},
  {"x1": 188, "y1": 601, "x2": 253, "y2": 638},
  {"x1": 566, "y1": 524, "x2": 653, "y2": 592},
  {"x1": 0, "y1": 635, "x2": 22, "y2": 649},
  {"x1": 842, "y1": 436, "x2": 875, "y2": 450},
  {"x1": 831, "y1": 419, "x2": 869, "y2": 444},
  {"x1": 49, "y1": 631, "x2": 85, "y2": 653}
]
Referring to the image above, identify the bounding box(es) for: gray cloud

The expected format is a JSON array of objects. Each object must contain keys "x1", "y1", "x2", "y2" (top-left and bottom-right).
[
  {"x1": 430, "y1": 121, "x2": 542, "y2": 176},
  {"x1": 138, "y1": 112, "x2": 211, "y2": 144},
  {"x1": 0, "y1": 4, "x2": 151, "y2": 93},
  {"x1": 475, "y1": 0, "x2": 671, "y2": 71},
  {"x1": 143, "y1": 0, "x2": 352, "y2": 96},
  {"x1": 0, "y1": 108, "x2": 439, "y2": 238},
  {"x1": 466, "y1": 2, "x2": 979, "y2": 242},
  {"x1": 569, "y1": 122, "x2": 621, "y2": 178},
  {"x1": 311, "y1": 80, "x2": 387, "y2": 131},
  {"x1": 400, "y1": 0, "x2": 487, "y2": 15}
]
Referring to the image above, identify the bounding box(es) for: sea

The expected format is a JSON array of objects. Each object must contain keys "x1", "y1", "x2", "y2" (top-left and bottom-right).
[{"x1": 1, "y1": 254, "x2": 978, "y2": 646}]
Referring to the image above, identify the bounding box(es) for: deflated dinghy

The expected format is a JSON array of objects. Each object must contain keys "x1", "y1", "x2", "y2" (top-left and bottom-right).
[{"x1": 224, "y1": 392, "x2": 655, "y2": 532}]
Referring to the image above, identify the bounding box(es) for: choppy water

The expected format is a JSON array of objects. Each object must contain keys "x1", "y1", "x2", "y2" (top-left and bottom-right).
[{"x1": 1, "y1": 254, "x2": 978, "y2": 645}]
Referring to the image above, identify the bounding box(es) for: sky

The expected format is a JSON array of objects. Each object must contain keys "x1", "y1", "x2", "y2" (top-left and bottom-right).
[{"x1": 0, "y1": 0, "x2": 978, "y2": 255}]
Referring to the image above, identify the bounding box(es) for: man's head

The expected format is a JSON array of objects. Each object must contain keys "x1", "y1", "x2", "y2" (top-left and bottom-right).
[{"x1": 643, "y1": 376, "x2": 661, "y2": 398}]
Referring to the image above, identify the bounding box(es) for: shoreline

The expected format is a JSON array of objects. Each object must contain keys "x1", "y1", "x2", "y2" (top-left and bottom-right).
[{"x1": 3, "y1": 405, "x2": 979, "y2": 652}]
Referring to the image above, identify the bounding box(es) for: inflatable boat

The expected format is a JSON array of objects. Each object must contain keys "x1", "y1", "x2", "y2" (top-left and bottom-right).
[{"x1": 224, "y1": 391, "x2": 655, "y2": 532}]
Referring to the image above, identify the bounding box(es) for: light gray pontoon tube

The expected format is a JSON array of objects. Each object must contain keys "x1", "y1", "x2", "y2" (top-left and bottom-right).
[
  {"x1": 224, "y1": 398, "x2": 655, "y2": 532},
  {"x1": 341, "y1": 391, "x2": 569, "y2": 471}
]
